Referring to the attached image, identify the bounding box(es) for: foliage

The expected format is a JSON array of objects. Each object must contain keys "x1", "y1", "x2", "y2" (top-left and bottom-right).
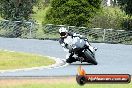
[
  {"x1": 117, "y1": 0, "x2": 132, "y2": 17},
  {"x1": 44, "y1": 0, "x2": 101, "y2": 27},
  {"x1": 0, "y1": 0, "x2": 37, "y2": 37},
  {"x1": 0, "y1": 0, "x2": 34, "y2": 21},
  {"x1": 116, "y1": 0, "x2": 132, "y2": 30},
  {"x1": 122, "y1": 18, "x2": 132, "y2": 30},
  {"x1": 90, "y1": 7, "x2": 126, "y2": 29},
  {"x1": 32, "y1": 6, "x2": 50, "y2": 23},
  {"x1": 33, "y1": 0, "x2": 50, "y2": 9}
]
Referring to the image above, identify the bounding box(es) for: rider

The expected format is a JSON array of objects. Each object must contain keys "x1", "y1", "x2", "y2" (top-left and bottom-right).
[{"x1": 59, "y1": 27, "x2": 97, "y2": 63}]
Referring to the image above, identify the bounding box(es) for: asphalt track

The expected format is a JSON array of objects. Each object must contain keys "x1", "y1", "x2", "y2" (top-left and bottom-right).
[{"x1": 0, "y1": 37, "x2": 132, "y2": 76}]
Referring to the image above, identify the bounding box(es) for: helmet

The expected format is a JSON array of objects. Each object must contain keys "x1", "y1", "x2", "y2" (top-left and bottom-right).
[{"x1": 59, "y1": 27, "x2": 68, "y2": 38}]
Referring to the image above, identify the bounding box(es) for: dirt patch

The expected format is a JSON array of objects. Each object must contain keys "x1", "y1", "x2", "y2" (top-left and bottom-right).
[{"x1": 0, "y1": 77, "x2": 76, "y2": 86}]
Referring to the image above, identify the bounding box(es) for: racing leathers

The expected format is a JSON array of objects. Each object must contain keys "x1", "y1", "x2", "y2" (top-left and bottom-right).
[{"x1": 59, "y1": 32, "x2": 96, "y2": 63}]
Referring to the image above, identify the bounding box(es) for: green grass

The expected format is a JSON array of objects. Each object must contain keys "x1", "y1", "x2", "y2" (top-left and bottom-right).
[
  {"x1": 0, "y1": 82, "x2": 131, "y2": 88},
  {"x1": 0, "y1": 50, "x2": 55, "y2": 70}
]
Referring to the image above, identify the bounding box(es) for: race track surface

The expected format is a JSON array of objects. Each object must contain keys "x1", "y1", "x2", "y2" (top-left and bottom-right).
[{"x1": 0, "y1": 37, "x2": 132, "y2": 76}]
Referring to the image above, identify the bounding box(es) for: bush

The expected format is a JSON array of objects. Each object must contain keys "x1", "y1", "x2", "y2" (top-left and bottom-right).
[
  {"x1": 90, "y1": 7, "x2": 127, "y2": 29},
  {"x1": 122, "y1": 18, "x2": 132, "y2": 30},
  {"x1": 44, "y1": 0, "x2": 101, "y2": 27}
]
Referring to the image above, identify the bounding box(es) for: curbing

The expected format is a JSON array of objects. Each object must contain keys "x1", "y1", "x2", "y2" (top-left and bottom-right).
[{"x1": 0, "y1": 49, "x2": 68, "y2": 73}]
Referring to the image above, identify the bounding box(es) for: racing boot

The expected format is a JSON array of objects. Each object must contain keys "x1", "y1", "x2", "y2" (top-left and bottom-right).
[{"x1": 66, "y1": 57, "x2": 76, "y2": 63}]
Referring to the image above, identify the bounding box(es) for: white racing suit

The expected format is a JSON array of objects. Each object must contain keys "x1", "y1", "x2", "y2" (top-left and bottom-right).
[{"x1": 59, "y1": 32, "x2": 95, "y2": 62}]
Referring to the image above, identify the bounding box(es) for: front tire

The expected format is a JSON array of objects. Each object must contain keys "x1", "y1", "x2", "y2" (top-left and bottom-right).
[{"x1": 83, "y1": 50, "x2": 98, "y2": 65}]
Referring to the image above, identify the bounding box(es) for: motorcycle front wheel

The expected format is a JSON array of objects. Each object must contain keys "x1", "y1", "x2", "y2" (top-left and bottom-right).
[{"x1": 83, "y1": 49, "x2": 98, "y2": 65}]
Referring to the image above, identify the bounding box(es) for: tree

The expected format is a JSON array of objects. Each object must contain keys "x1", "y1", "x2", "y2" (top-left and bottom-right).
[
  {"x1": 44, "y1": 0, "x2": 101, "y2": 27},
  {"x1": 117, "y1": 0, "x2": 132, "y2": 17},
  {"x1": 0, "y1": 0, "x2": 34, "y2": 21},
  {"x1": 33, "y1": 0, "x2": 50, "y2": 9},
  {"x1": 117, "y1": 0, "x2": 132, "y2": 30},
  {"x1": 0, "y1": 0, "x2": 36, "y2": 37}
]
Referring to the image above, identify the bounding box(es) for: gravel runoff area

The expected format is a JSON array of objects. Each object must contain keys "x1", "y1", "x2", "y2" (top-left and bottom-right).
[{"x1": 0, "y1": 77, "x2": 75, "y2": 86}]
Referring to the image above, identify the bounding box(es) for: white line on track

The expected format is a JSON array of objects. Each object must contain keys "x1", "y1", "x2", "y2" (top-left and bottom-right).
[{"x1": 0, "y1": 49, "x2": 69, "y2": 73}]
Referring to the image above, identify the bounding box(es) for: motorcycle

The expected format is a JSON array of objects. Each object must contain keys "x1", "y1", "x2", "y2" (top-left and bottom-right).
[{"x1": 67, "y1": 45, "x2": 98, "y2": 65}]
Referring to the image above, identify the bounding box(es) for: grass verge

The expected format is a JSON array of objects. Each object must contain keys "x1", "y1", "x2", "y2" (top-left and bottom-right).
[
  {"x1": 0, "y1": 77, "x2": 131, "y2": 88},
  {"x1": 0, "y1": 50, "x2": 55, "y2": 70}
]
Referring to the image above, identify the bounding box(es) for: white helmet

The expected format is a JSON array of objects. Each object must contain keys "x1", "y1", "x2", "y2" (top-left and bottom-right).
[
  {"x1": 59, "y1": 27, "x2": 68, "y2": 38},
  {"x1": 59, "y1": 27, "x2": 68, "y2": 33}
]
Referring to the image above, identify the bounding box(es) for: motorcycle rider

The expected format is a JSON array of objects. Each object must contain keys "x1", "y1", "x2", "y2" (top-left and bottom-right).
[{"x1": 59, "y1": 27, "x2": 97, "y2": 63}]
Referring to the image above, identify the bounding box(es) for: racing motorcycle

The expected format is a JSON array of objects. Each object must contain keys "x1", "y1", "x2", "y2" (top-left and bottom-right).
[{"x1": 67, "y1": 45, "x2": 98, "y2": 65}]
